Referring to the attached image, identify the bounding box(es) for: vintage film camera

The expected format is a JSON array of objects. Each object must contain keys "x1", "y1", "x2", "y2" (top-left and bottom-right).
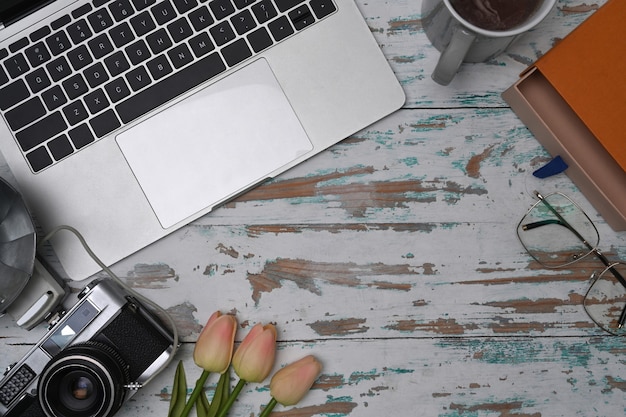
[
  {"x1": 0, "y1": 178, "x2": 176, "y2": 417},
  {"x1": 0, "y1": 278, "x2": 175, "y2": 417}
]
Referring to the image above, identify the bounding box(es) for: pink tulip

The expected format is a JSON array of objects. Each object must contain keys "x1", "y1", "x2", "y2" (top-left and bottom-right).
[
  {"x1": 193, "y1": 311, "x2": 238, "y2": 374},
  {"x1": 269, "y1": 355, "x2": 323, "y2": 406},
  {"x1": 231, "y1": 323, "x2": 277, "y2": 382}
]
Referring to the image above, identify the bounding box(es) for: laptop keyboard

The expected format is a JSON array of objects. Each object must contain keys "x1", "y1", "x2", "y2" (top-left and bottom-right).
[{"x1": 0, "y1": 0, "x2": 337, "y2": 172}]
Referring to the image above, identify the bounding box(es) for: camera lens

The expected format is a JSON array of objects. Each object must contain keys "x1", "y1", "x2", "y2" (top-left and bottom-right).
[{"x1": 38, "y1": 342, "x2": 130, "y2": 417}]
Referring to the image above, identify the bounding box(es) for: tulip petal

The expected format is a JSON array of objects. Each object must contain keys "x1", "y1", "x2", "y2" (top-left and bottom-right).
[
  {"x1": 194, "y1": 312, "x2": 238, "y2": 373},
  {"x1": 232, "y1": 324, "x2": 277, "y2": 382},
  {"x1": 269, "y1": 355, "x2": 322, "y2": 406}
]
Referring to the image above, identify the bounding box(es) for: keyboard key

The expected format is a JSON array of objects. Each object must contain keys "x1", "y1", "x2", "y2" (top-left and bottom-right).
[
  {"x1": 189, "y1": 32, "x2": 215, "y2": 57},
  {"x1": 26, "y1": 147, "x2": 53, "y2": 172},
  {"x1": 252, "y1": 0, "x2": 277, "y2": 24},
  {"x1": 47, "y1": 56, "x2": 72, "y2": 81},
  {"x1": 84, "y1": 88, "x2": 110, "y2": 114},
  {"x1": 5, "y1": 97, "x2": 46, "y2": 131},
  {"x1": 109, "y1": 0, "x2": 136, "y2": 22},
  {"x1": 210, "y1": 0, "x2": 236, "y2": 20},
  {"x1": 132, "y1": 0, "x2": 157, "y2": 11},
  {"x1": 147, "y1": 54, "x2": 173, "y2": 80},
  {"x1": 0, "y1": 79, "x2": 29, "y2": 110},
  {"x1": 72, "y1": 3, "x2": 93, "y2": 19},
  {"x1": 173, "y1": 0, "x2": 198, "y2": 14},
  {"x1": 46, "y1": 32, "x2": 72, "y2": 55},
  {"x1": 84, "y1": 62, "x2": 110, "y2": 87},
  {"x1": 152, "y1": 0, "x2": 177, "y2": 25},
  {"x1": 24, "y1": 42, "x2": 51, "y2": 67},
  {"x1": 189, "y1": 6, "x2": 214, "y2": 31},
  {"x1": 42, "y1": 86, "x2": 68, "y2": 110},
  {"x1": 274, "y1": 0, "x2": 305, "y2": 13},
  {"x1": 109, "y1": 22, "x2": 136, "y2": 47},
  {"x1": 247, "y1": 27, "x2": 272, "y2": 53},
  {"x1": 146, "y1": 29, "x2": 172, "y2": 54},
  {"x1": 9, "y1": 37, "x2": 29, "y2": 53},
  {"x1": 68, "y1": 124, "x2": 95, "y2": 149},
  {"x1": 66, "y1": 19, "x2": 93, "y2": 45},
  {"x1": 167, "y1": 44, "x2": 193, "y2": 68},
  {"x1": 231, "y1": 9, "x2": 256, "y2": 35},
  {"x1": 116, "y1": 52, "x2": 226, "y2": 124},
  {"x1": 222, "y1": 38, "x2": 251, "y2": 66},
  {"x1": 289, "y1": 5, "x2": 315, "y2": 30},
  {"x1": 16, "y1": 111, "x2": 67, "y2": 152},
  {"x1": 63, "y1": 101, "x2": 89, "y2": 125},
  {"x1": 88, "y1": 8, "x2": 115, "y2": 33},
  {"x1": 209, "y1": 21, "x2": 236, "y2": 46},
  {"x1": 48, "y1": 135, "x2": 74, "y2": 160},
  {"x1": 90, "y1": 109, "x2": 121, "y2": 137},
  {"x1": 268, "y1": 16, "x2": 294, "y2": 42},
  {"x1": 67, "y1": 45, "x2": 94, "y2": 70},
  {"x1": 30, "y1": 26, "x2": 52, "y2": 42},
  {"x1": 105, "y1": 77, "x2": 131, "y2": 102},
  {"x1": 25, "y1": 68, "x2": 51, "y2": 93},
  {"x1": 125, "y1": 40, "x2": 151, "y2": 65},
  {"x1": 234, "y1": 0, "x2": 257, "y2": 9},
  {"x1": 130, "y1": 11, "x2": 157, "y2": 37},
  {"x1": 50, "y1": 15, "x2": 70, "y2": 30},
  {"x1": 104, "y1": 51, "x2": 131, "y2": 76},
  {"x1": 88, "y1": 33, "x2": 115, "y2": 59},
  {"x1": 167, "y1": 17, "x2": 194, "y2": 43},
  {"x1": 4, "y1": 53, "x2": 30, "y2": 78},
  {"x1": 310, "y1": 0, "x2": 336, "y2": 19},
  {"x1": 0, "y1": 66, "x2": 8, "y2": 87},
  {"x1": 62, "y1": 74, "x2": 89, "y2": 99},
  {"x1": 126, "y1": 66, "x2": 151, "y2": 91}
]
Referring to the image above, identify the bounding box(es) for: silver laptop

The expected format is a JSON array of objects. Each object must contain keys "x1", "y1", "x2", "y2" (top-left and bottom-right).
[{"x1": 0, "y1": 0, "x2": 405, "y2": 280}]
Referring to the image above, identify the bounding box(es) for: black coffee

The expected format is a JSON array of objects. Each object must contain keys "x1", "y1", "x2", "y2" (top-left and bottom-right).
[{"x1": 449, "y1": 0, "x2": 543, "y2": 31}]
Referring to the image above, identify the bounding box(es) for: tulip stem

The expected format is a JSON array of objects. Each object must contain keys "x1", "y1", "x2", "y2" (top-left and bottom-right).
[
  {"x1": 180, "y1": 370, "x2": 210, "y2": 417},
  {"x1": 257, "y1": 397, "x2": 278, "y2": 417},
  {"x1": 215, "y1": 379, "x2": 246, "y2": 417}
]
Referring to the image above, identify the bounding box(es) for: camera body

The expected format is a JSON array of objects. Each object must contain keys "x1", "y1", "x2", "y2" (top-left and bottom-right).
[{"x1": 0, "y1": 278, "x2": 175, "y2": 417}]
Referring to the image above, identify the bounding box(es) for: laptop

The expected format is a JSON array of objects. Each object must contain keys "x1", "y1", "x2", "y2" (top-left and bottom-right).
[{"x1": 0, "y1": 0, "x2": 405, "y2": 280}]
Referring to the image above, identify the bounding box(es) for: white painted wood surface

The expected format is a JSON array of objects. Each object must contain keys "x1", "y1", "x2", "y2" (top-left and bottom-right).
[{"x1": 2, "y1": 1, "x2": 625, "y2": 416}]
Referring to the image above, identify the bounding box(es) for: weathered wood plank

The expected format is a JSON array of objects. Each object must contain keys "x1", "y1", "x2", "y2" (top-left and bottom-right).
[{"x1": 110, "y1": 339, "x2": 626, "y2": 417}]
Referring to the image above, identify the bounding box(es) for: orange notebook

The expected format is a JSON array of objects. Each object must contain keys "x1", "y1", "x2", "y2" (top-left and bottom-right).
[
  {"x1": 529, "y1": 0, "x2": 626, "y2": 171},
  {"x1": 503, "y1": 0, "x2": 626, "y2": 231}
]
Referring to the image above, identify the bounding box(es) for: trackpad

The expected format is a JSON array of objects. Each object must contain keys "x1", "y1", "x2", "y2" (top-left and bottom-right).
[{"x1": 117, "y1": 59, "x2": 313, "y2": 228}]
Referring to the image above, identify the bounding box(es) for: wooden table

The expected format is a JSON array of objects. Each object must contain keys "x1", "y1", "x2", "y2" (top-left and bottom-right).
[{"x1": 2, "y1": 0, "x2": 625, "y2": 416}]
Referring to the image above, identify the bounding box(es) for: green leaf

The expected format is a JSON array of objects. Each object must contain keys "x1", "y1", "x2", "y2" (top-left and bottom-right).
[
  {"x1": 208, "y1": 371, "x2": 230, "y2": 417},
  {"x1": 196, "y1": 387, "x2": 210, "y2": 417},
  {"x1": 168, "y1": 361, "x2": 188, "y2": 417},
  {"x1": 221, "y1": 370, "x2": 230, "y2": 407}
]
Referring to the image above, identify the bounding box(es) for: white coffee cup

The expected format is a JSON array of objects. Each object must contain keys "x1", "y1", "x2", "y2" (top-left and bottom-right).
[{"x1": 422, "y1": 0, "x2": 557, "y2": 85}]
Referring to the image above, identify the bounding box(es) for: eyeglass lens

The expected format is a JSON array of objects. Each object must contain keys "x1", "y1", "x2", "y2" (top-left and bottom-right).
[
  {"x1": 517, "y1": 193, "x2": 600, "y2": 268},
  {"x1": 584, "y1": 262, "x2": 626, "y2": 336}
]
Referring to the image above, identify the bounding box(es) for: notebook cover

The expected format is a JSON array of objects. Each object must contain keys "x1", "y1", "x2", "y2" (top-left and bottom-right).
[{"x1": 521, "y1": 0, "x2": 626, "y2": 171}]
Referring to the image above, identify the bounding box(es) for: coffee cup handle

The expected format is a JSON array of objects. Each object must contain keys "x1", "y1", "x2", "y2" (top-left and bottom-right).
[{"x1": 432, "y1": 26, "x2": 476, "y2": 85}]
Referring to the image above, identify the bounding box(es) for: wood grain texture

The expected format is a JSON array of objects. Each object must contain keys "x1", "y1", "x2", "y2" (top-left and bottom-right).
[{"x1": 1, "y1": 0, "x2": 624, "y2": 416}]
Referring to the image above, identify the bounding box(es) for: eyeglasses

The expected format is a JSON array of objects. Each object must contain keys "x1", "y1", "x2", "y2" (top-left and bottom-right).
[{"x1": 517, "y1": 191, "x2": 626, "y2": 335}]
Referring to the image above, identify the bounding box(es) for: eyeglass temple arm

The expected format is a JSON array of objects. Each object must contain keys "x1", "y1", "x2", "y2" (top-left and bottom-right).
[{"x1": 528, "y1": 193, "x2": 626, "y2": 328}]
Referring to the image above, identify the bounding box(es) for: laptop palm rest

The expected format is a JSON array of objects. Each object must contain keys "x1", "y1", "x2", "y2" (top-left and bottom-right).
[{"x1": 116, "y1": 59, "x2": 313, "y2": 229}]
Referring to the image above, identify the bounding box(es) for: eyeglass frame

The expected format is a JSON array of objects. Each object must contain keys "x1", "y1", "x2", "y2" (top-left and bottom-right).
[{"x1": 517, "y1": 191, "x2": 626, "y2": 330}]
